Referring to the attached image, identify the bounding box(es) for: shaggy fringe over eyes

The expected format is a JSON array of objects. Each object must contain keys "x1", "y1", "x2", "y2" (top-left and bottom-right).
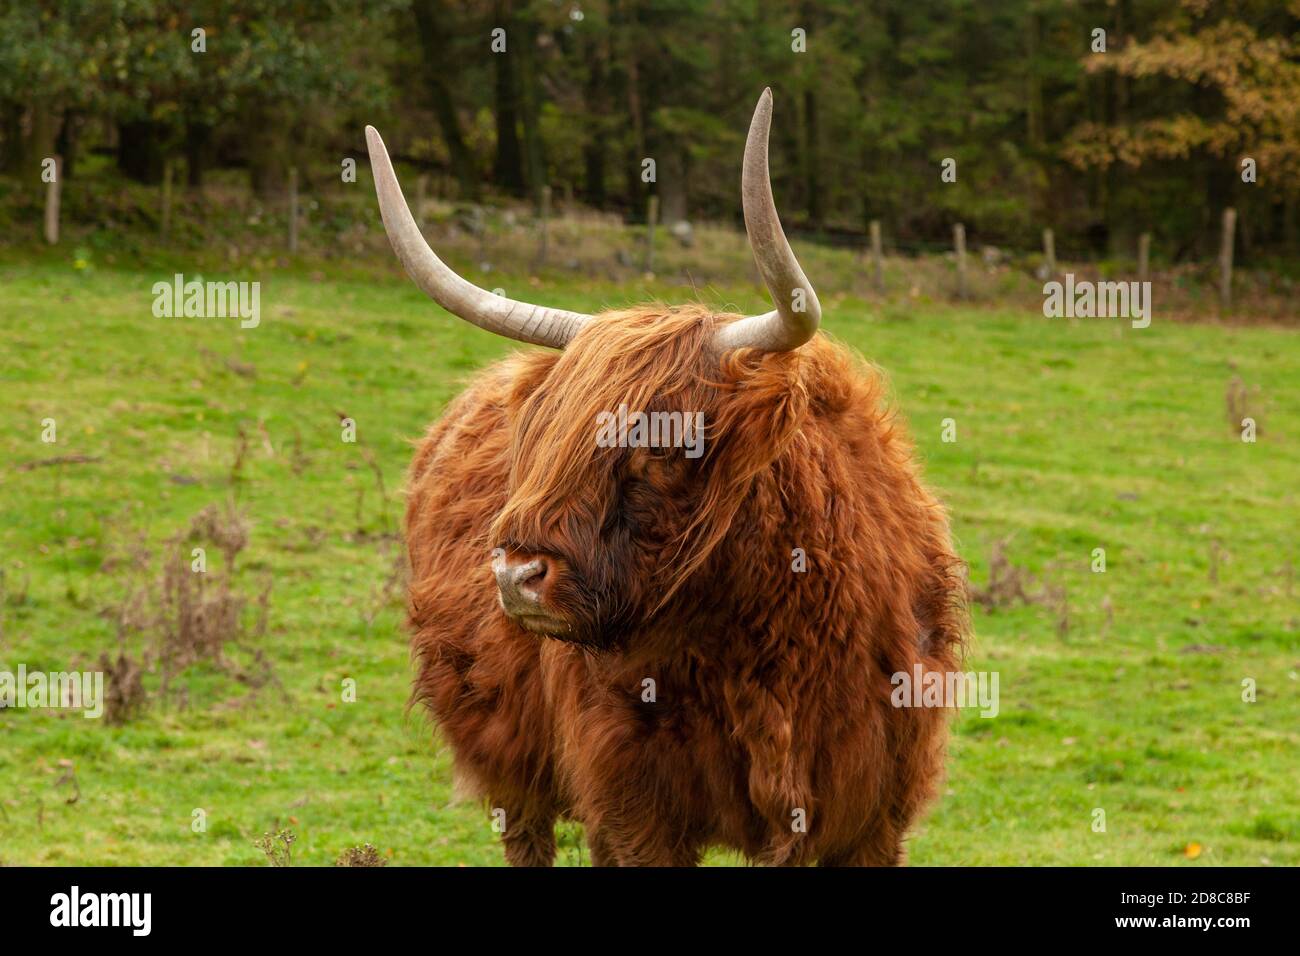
[
  {"x1": 494, "y1": 304, "x2": 713, "y2": 513},
  {"x1": 488, "y1": 304, "x2": 818, "y2": 612}
]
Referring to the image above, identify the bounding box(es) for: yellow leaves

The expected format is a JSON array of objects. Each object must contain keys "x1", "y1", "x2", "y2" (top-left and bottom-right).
[
  {"x1": 1071, "y1": 19, "x2": 1300, "y2": 186},
  {"x1": 1184, "y1": 841, "x2": 1203, "y2": 860},
  {"x1": 1065, "y1": 115, "x2": 1242, "y2": 171}
]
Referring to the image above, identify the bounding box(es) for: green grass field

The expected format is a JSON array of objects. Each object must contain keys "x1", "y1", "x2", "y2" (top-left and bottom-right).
[{"x1": 1, "y1": 248, "x2": 1296, "y2": 866}]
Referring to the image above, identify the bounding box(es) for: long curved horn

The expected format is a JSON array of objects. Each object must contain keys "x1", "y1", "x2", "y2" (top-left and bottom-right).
[
  {"x1": 714, "y1": 89, "x2": 821, "y2": 353},
  {"x1": 366, "y1": 126, "x2": 589, "y2": 348}
]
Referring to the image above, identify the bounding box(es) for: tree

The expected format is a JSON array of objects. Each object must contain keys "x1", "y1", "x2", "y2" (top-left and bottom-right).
[
  {"x1": 1066, "y1": 1, "x2": 1300, "y2": 256},
  {"x1": 412, "y1": 0, "x2": 480, "y2": 199}
]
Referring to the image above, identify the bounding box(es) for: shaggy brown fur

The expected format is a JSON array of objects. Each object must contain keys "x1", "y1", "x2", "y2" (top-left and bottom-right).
[{"x1": 406, "y1": 304, "x2": 966, "y2": 866}]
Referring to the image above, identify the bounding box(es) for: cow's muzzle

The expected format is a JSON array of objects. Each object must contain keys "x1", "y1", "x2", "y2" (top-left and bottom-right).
[{"x1": 491, "y1": 549, "x2": 568, "y2": 635}]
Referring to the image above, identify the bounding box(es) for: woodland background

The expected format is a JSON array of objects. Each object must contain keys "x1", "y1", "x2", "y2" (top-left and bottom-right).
[{"x1": 2, "y1": 0, "x2": 1299, "y2": 265}]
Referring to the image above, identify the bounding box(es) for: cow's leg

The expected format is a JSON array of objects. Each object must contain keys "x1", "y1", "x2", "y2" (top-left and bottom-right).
[
  {"x1": 590, "y1": 824, "x2": 702, "y2": 867},
  {"x1": 586, "y1": 826, "x2": 619, "y2": 867},
  {"x1": 579, "y1": 816, "x2": 703, "y2": 867},
  {"x1": 606, "y1": 844, "x2": 701, "y2": 867},
  {"x1": 496, "y1": 801, "x2": 558, "y2": 867},
  {"x1": 818, "y1": 828, "x2": 907, "y2": 867},
  {"x1": 626, "y1": 841, "x2": 702, "y2": 867},
  {"x1": 583, "y1": 827, "x2": 701, "y2": 866}
]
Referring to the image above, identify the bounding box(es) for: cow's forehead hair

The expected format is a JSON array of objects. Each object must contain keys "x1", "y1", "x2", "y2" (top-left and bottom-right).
[
  {"x1": 527, "y1": 303, "x2": 725, "y2": 407},
  {"x1": 491, "y1": 305, "x2": 728, "y2": 537}
]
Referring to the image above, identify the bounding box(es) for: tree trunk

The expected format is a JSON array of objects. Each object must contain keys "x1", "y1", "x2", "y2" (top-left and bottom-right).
[
  {"x1": 658, "y1": 148, "x2": 688, "y2": 227},
  {"x1": 583, "y1": 126, "x2": 606, "y2": 209},
  {"x1": 1026, "y1": 4, "x2": 1044, "y2": 151},
  {"x1": 29, "y1": 101, "x2": 62, "y2": 174},
  {"x1": 803, "y1": 87, "x2": 822, "y2": 230},
  {"x1": 117, "y1": 119, "x2": 166, "y2": 184},
  {"x1": 246, "y1": 111, "x2": 292, "y2": 198},
  {"x1": 516, "y1": 11, "x2": 546, "y2": 210},
  {"x1": 492, "y1": 0, "x2": 525, "y2": 195},
  {"x1": 613, "y1": 0, "x2": 647, "y2": 214},
  {"x1": 2, "y1": 100, "x2": 64, "y2": 179},
  {"x1": 412, "y1": 0, "x2": 479, "y2": 199},
  {"x1": 184, "y1": 118, "x2": 212, "y2": 188},
  {"x1": 55, "y1": 110, "x2": 80, "y2": 180},
  {"x1": 0, "y1": 102, "x2": 21, "y2": 175},
  {"x1": 801, "y1": 2, "x2": 822, "y2": 230},
  {"x1": 1106, "y1": 0, "x2": 1135, "y2": 257},
  {"x1": 625, "y1": 52, "x2": 647, "y2": 212},
  {"x1": 581, "y1": 30, "x2": 608, "y2": 207}
]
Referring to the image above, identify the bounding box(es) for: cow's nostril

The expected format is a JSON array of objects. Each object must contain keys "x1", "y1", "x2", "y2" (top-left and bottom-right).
[
  {"x1": 493, "y1": 553, "x2": 551, "y2": 613},
  {"x1": 514, "y1": 558, "x2": 547, "y2": 592}
]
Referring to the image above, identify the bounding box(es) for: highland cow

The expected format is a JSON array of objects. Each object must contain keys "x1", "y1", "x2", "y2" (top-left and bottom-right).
[{"x1": 367, "y1": 89, "x2": 967, "y2": 866}]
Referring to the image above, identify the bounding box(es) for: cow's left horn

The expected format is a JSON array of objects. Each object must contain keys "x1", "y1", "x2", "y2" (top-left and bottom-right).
[
  {"x1": 366, "y1": 126, "x2": 590, "y2": 349},
  {"x1": 714, "y1": 89, "x2": 822, "y2": 353}
]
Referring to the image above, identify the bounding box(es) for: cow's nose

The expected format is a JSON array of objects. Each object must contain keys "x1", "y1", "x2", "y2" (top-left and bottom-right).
[{"x1": 492, "y1": 552, "x2": 549, "y2": 613}]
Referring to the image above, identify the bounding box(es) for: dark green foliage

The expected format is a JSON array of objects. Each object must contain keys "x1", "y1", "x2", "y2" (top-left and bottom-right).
[{"x1": 2, "y1": 1, "x2": 1297, "y2": 256}]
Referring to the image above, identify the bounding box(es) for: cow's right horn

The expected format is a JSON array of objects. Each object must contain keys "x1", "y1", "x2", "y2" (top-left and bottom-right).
[
  {"x1": 714, "y1": 88, "x2": 822, "y2": 353},
  {"x1": 366, "y1": 126, "x2": 590, "y2": 349}
]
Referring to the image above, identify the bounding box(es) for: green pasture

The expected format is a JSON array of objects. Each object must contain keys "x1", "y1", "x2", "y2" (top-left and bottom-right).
[{"x1": 0, "y1": 249, "x2": 1296, "y2": 865}]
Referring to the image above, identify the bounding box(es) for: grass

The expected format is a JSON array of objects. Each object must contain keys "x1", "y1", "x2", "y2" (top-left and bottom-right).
[{"x1": 0, "y1": 241, "x2": 1296, "y2": 866}]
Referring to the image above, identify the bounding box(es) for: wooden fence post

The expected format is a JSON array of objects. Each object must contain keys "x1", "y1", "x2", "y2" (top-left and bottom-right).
[
  {"x1": 1042, "y1": 227, "x2": 1055, "y2": 276},
  {"x1": 1138, "y1": 232, "x2": 1151, "y2": 283},
  {"x1": 536, "y1": 184, "x2": 551, "y2": 267},
  {"x1": 1219, "y1": 208, "x2": 1236, "y2": 310},
  {"x1": 288, "y1": 166, "x2": 299, "y2": 253},
  {"x1": 475, "y1": 205, "x2": 488, "y2": 266},
  {"x1": 645, "y1": 195, "x2": 658, "y2": 273},
  {"x1": 869, "y1": 219, "x2": 884, "y2": 293},
  {"x1": 44, "y1": 156, "x2": 62, "y2": 245},
  {"x1": 953, "y1": 223, "x2": 967, "y2": 299}
]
